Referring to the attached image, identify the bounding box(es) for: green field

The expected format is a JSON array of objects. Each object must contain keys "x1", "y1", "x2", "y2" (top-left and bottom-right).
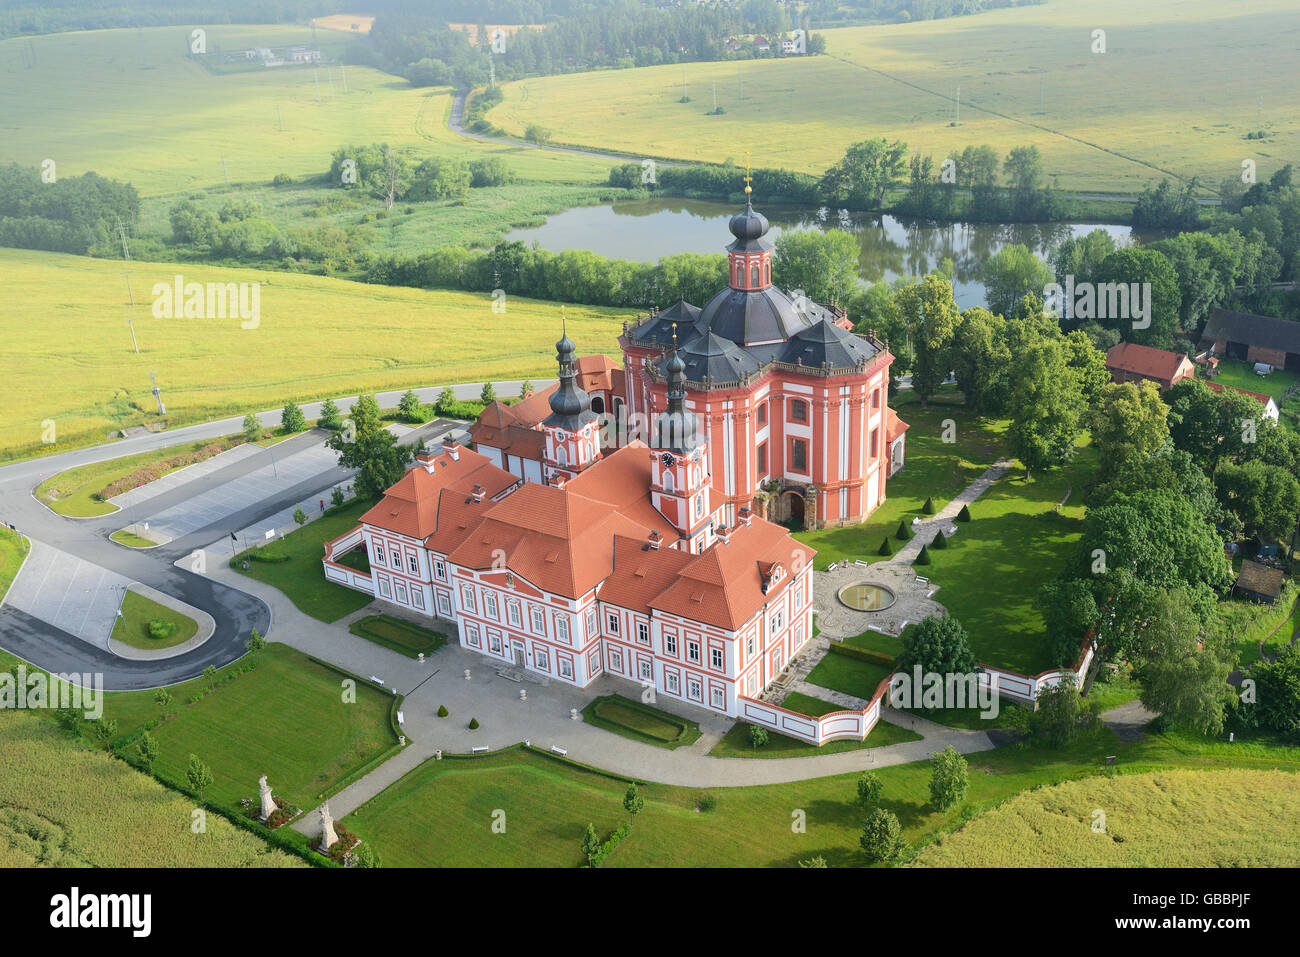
[
  {"x1": 233, "y1": 499, "x2": 374, "y2": 623},
  {"x1": 0, "y1": 710, "x2": 303, "y2": 868},
  {"x1": 110, "y1": 589, "x2": 198, "y2": 650},
  {"x1": 108, "y1": 644, "x2": 398, "y2": 812},
  {"x1": 0, "y1": 526, "x2": 28, "y2": 604},
  {"x1": 487, "y1": 0, "x2": 1300, "y2": 194},
  {"x1": 912, "y1": 768, "x2": 1300, "y2": 866},
  {"x1": 346, "y1": 726, "x2": 1300, "y2": 867},
  {"x1": 2, "y1": 248, "x2": 629, "y2": 459},
  {"x1": 0, "y1": 26, "x2": 609, "y2": 197}
]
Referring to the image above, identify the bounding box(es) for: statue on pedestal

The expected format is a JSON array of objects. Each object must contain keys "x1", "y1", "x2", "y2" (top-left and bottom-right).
[
  {"x1": 320, "y1": 802, "x2": 339, "y2": 850},
  {"x1": 258, "y1": 775, "x2": 275, "y2": 821}
]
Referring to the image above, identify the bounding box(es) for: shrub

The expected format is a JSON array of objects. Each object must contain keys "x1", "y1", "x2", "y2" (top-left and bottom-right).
[
  {"x1": 696, "y1": 794, "x2": 717, "y2": 812},
  {"x1": 929, "y1": 745, "x2": 969, "y2": 811},
  {"x1": 468, "y1": 717, "x2": 480, "y2": 730},
  {"x1": 856, "y1": 771, "x2": 883, "y2": 808},
  {"x1": 860, "y1": 808, "x2": 905, "y2": 863},
  {"x1": 437, "y1": 705, "x2": 449, "y2": 717},
  {"x1": 748, "y1": 724, "x2": 769, "y2": 749},
  {"x1": 895, "y1": 519, "x2": 912, "y2": 540},
  {"x1": 957, "y1": 504, "x2": 972, "y2": 522},
  {"x1": 931, "y1": 530, "x2": 948, "y2": 549},
  {"x1": 915, "y1": 544, "x2": 931, "y2": 565},
  {"x1": 148, "y1": 618, "x2": 177, "y2": 640},
  {"x1": 878, "y1": 537, "x2": 893, "y2": 556},
  {"x1": 897, "y1": 614, "x2": 977, "y2": 676},
  {"x1": 923, "y1": 496, "x2": 936, "y2": 514}
]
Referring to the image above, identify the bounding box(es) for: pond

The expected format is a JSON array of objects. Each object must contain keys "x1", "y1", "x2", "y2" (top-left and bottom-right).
[{"x1": 506, "y1": 197, "x2": 1143, "y2": 310}]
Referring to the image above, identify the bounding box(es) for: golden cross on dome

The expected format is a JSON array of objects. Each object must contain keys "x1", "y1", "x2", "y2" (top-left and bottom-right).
[
  {"x1": 743, "y1": 150, "x2": 753, "y2": 195},
  {"x1": 671, "y1": 321, "x2": 677, "y2": 344}
]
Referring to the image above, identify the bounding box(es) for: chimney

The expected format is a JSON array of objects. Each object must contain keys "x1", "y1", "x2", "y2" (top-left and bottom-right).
[
  {"x1": 471, "y1": 483, "x2": 484, "y2": 504},
  {"x1": 715, "y1": 525, "x2": 731, "y2": 545},
  {"x1": 441, "y1": 436, "x2": 460, "y2": 461},
  {"x1": 648, "y1": 529, "x2": 661, "y2": 551},
  {"x1": 738, "y1": 506, "x2": 752, "y2": 527},
  {"x1": 552, "y1": 473, "x2": 568, "y2": 490},
  {"x1": 415, "y1": 451, "x2": 436, "y2": 474}
]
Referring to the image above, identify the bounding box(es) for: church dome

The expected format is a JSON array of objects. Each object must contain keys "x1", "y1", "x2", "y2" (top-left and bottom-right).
[
  {"x1": 728, "y1": 201, "x2": 769, "y2": 243},
  {"x1": 697, "y1": 284, "x2": 815, "y2": 347}
]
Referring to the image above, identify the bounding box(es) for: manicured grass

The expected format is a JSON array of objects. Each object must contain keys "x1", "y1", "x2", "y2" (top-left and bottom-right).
[
  {"x1": 708, "y1": 706, "x2": 923, "y2": 759},
  {"x1": 1225, "y1": 582, "x2": 1300, "y2": 667},
  {"x1": 349, "y1": 614, "x2": 446, "y2": 659},
  {"x1": 109, "y1": 528, "x2": 157, "y2": 548},
  {"x1": 794, "y1": 399, "x2": 1008, "y2": 570},
  {"x1": 110, "y1": 589, "x2": 198, "y2": 651},
  {"x1": 911, "y1": 768, "x2": 1300, "y2": 866},
  {"x1": 843, "y1": 628, "x2": 904, "y2": 659},
  {"x1": 805, "y1": 654, "x2": 895, "y2": 702},
  {"x1": 1084, "y1": 668, "x2": 1143, "y2": 713},
  {"x1": 345, "y1": 724, "x2": 1300, "y2": 867},
  {"x1": 581, "y1": 694, "x2": 702, "y2": 750},
  {"x1": 2, "y1": 248, "x2": 629, "y2": 460},
  {"x1": 487, "y1": 0, "x2": 1300, "y2": 194},
  {"x1": 232, "y1": 499, "x2": 374, "y2": 623},
  {"x1": 0, "y1": 526, "x2": 29, "y2": 604},
  {"x1": 0, "y1": 710, "x2": 304, "y2": 868},
  {"x1": 1209, "y1": 359, "x2": 1300, "y2": 406},
  {"x1": 108, "y1": 644, "x2": 399, "y2": 811}
]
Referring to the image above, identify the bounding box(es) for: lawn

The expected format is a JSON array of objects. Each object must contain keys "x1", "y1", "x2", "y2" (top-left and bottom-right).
[
  {"x1": 805, "y1": 653, "x2": 895, "y2": 703},
  {"x1": 911, "y1": 768, "x2": 1300, "y2": 866},
  {"x1": 794, "y1": 397, "x2": 1009, "y2": 570},
  {"x1": 109, "y1": 528, "x2": 157, "y2": 548},
  {"x1": 0, "y1": 710, "x2": 303, "y2": 868},
  {"x1": 349, "y1": 614, "x2": 446, "y2": 659},
  {"x1": 708, "y1": 696, "x2": 923, "y2": 759},
  {"x1": 107, "y1": 644, "x2": 399, "y2": 812},
  {"x1": 232, "y1": 499, "x2": 374, "y2": 623},
  {"x1": 2, "y1": 248, "x2": 630, "y2": 461},
  {"x1": 580, "y1": 694, "x2": 702, "y2": 749},
  {"x1": 0, "y1": 526, "x2": 28, "y2": 604},
  {"x1": 345, "y1": 724, "x2": 1300, "y2": 867},
  {"x1": 1209, "y1": 359, "x2": 1300, "y2": 405},
  {"x1": 110, "y1": 588, "x2": 198, "y2": 651},
  {"x1": 1223, "y1": 582, "x2": 1300, "y2": 667},
  {"x1": 485, "y1": 0, "x2": 1300, "y2": 194}
]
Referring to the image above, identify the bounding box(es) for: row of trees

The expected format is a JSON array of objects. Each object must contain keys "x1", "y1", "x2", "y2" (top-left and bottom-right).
[{"x1": 0, "y1": 162, "x2": 139, "y2": 255}]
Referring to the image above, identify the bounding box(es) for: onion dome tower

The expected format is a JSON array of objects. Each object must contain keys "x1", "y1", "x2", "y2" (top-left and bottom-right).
[
  {"x1": 543, "y1": 309, "x2": 601, "y2": 483},
  {"x1": 650, "y1": 324, "x2": 712, "y2": 548}
]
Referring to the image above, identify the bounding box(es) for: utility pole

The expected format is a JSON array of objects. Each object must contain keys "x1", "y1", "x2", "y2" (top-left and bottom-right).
[
  {"x1": 313, "y1": 66, "x2": 322, "y2": 100},
  {"x1": 712, "y1": 81, "x2": 718, "y2": 113},
  {"x1": 955, "y1": 84, "x2": 961, "y2": 124},
  {"x1": 149, "y1": 371, "x2": 165, "y2": 415},
  {"x1": 221, "y1": 153, "x2": 229, "y2": 185},
  {"x1": 116, "y1": 219, "x2": 135, "y2": 307},
  {"x1": 340, "y1": 63, "x2": 348, "y2": 93},
  {"x1": 276, "y1": 103, "x2": 284, "y2": 131},
  {"x1": 1039, "y1": 74, "x2": 1045, "y2": 114},
  {"x1": 326, "y1": 65, "x2": 335, "y2": 97}
]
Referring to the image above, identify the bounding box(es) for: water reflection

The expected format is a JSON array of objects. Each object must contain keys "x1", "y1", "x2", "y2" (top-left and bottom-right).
[{"x1": 505, "y1": 197, "x2": 1138, "y2": 310}]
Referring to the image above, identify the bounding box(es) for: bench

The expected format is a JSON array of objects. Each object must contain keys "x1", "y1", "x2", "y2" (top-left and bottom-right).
[
  {"x1": 551, "y1": 745, "x2": 568, "y2": 756},
  {"x1": 471, "y1": 745, "x2": 489, "y2": 754},
  {"x1": 915, "y1": 576, "x2": 929, "y2": 585}
]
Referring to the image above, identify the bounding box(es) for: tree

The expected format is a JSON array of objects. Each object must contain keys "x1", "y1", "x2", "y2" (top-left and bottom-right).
[
  {"x1": 929, "y1": 745, "x2": 969, "y2": 811},
  {"x1": 1092, "y1": 247, "x2": 1182, "y2": 349},
  {"x1": 897, "y1": 615, "x2": 977, "y2": 677},
  {"x1": 623, "y1": 783, "x2": 644, "y2": 826},
  {"x1": 820, "y1": 137, "x2": 908, "y2": 209},
  {"x1": 798, "y1": 856, "x2": 828, "y2": 868},
  {"x1": 354, "y1": 843, "x2": 382, "y2": 868},
  {"x1": 1089, "y1": 381, "x2": 1170, "y2": 478},
  {"x1": 1026, "y1": 680, "x2": 1100, "y2": 746},
  {"x1": 246, "y1": 627, "x2": 266, "y2": 653},
  {"x1": 330, "y1": 485, "x2": 346, "y2": 508},
  {"x1": 154, "y1": 687, "x2": 172, "y2": 718},
  {"x1": 435, "y1": 387, "x2": 457, "y2": 415},
  {"x1": 748, "y1": 723, "x2": 769, "y2": 749},
  {"x1": 950, "y1": 307, "x2": 1010, "y2": 416},
  {"x1": 982, "y1": 244, "x2": 1054, "y2": 318},
  {"x1": 524, "y1": 124, "x2": 553, "y2": 145},
  {"x1": 398, "y1": 389, "x2": 423, "y2": 423},
  {"x1": 408, "y1": 158, "x2": 471, "y2": 202},
  {"x1": 519, "y1": 379, "x2": 534, "y2": 398},
  {"x1": 1214, "y1": 460, "x2": 1300, "y2": 543},
  {"x1": 1005, "y1": 331, "x2": 1083, "y2": 477},
  {"x1": 773, "y1": 229, "x2": 860, "y2": 305},
  {"x1": 1052, "y1": 228, "x2": 1118, "y2": 296},
  {"x1": 325, "y1": 394, "x2": 414, "y2": 501},
  {"x1": 292, "y1": 506, "x2": 307, "y2": 527},
  {"x1": 1242, "y1": 644, "x2": 1300, "y2": 741},
  {"x1": 856, "y1": 771, "x2": 883, "y2": 808},
  {"x1": 186, "y1": 754, "x2": 213, "y2": 802},
  {"x1": 280, "y1": 402, "x2": 306, "y2": 434},
  {"x1": 894, "y1": 274, "x2": 959, "y2": 407},
  {"x1": 480, "y1": 382, "x2": 497, "y2": 404},
  {"x1": 137, "y1": 731, "x2": 159, "y2": 772},
  {"x1": 1165, "y1": 379, "x2": 1262, "y2": 470},
  {"x1": 1134, "y1": 589, "x2": 1235, "y2": 735},
  {"x1": 580, "y1": 823, "x2": 600, "y2": 867},
  {"x1": 1003, "y1": 145, "x2": 1045, "y2": 218},
  {"x1": 90, "y1": 718, "x2": 118, "y2": 752},
  {"x1": 318, "y1": 397, "x2": 342, "y2": 430},
  {"x1": 242, "y1": 413, "x2": 262, "y2": 444},
  {"x1": 859, "y1": 808, "x2": 905, "y2": 863},
  {"x1": 370, "y1": 144, "x2": 412, "y2": 210}
]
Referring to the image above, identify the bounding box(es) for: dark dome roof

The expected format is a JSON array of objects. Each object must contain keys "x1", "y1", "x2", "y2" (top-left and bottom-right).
[
  {"x1": 697, "y1": 285, "x2": 815, "y2": 346},
  {"x1": 777, "y1": 319, "x2": 880, "y2": 369},
  {"x1": 658, "y1": 330, "x2": 762, "y2": 383},
  {"x1": 726, "y1": 200, "x2": 772, "y2": 253}
]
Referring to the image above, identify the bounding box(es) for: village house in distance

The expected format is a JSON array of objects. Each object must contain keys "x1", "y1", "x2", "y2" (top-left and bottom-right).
[{"x1": 321, "y1": 193, "x2": 908, "y2": 716}]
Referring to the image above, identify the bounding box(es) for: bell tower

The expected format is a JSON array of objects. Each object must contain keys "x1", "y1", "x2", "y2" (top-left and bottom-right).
[
  {"x1": 727, "y1": 155, "x2": 773, "y2": 292},
  {"x1": 650, "y1": 325, "x2": 713, "y2": 550},
  {"x1": 543, "y1": 311, "x2": 601, "y2": 484}
]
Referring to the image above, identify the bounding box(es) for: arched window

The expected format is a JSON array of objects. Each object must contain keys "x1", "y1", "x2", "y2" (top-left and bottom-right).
[
  {"x1": 590, "y1": 395, "x2": 604, "y2": 414},
  {"x1": 663, "y1": 470, "x2": 675, "y2": 492},
  {"x1": 750, "y1": 264, "x2": 760, "y2": 287},
  {"x1": 556, "y1": 444, "x2": 568, "y2": 467}
]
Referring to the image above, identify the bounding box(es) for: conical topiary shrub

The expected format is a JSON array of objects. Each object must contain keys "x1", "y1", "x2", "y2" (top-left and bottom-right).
[
  {"x1": 895, "y1": 519, "x2": 912, "y2": 540},
  {"x1": 915, "y1": 544, "x2": 932, "y2": 565},
  {"x1": 468, "y1": 717, "x2": 480, "y2": 730},
  {"x1": 437, "y1": 705, "x2": 449, "y2": 717},
  {"x1": 878, "y1": 537, "x2": 894, "y2": 556},
  {"x1": 957, "y1": 504, "x2": 972, "y2": 522},
  {"x1": 923, "y1": 496, "x2": 936, "y2": 514},
  {"x1": 931, "y1": 530, "x2": 949, "y2": 549}
]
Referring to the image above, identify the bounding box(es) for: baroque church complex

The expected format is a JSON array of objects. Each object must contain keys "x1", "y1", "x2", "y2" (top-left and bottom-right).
[{"x1": 323, "y1": 192, "x2": 907, "y2": 717}]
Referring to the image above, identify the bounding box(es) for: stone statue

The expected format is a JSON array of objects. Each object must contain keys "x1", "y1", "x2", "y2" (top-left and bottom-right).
[
  {"x1": 258, "y1": 775, "x2": 275, "y2": 821},
  {"x1": 319, "y1": 803, "x2": 339, "y2": 850}
]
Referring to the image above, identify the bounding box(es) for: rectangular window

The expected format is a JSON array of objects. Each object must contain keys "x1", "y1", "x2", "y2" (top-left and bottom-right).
[
  {"x1": 436, "y1": 592, "x2": 450, "y2": 616},
  {"x1": 747, "y1": 636, "x2": 754, "y2": 657},
  {"x1": 666, "y1": 672, "x2": 679, "y2": 694},
  {"x1": 507, "y1": 601, "x2": 521, "y2": 627},
  {"x1": 791, "y1": 439, "x2": 808, "y2": 473},
  {"x1": 488, "y1": 633, "x2": 502, "y2": 655},
  {"x1": 394, "y1": 582, "x2": 407, "y2": 603},
  {"x1": 790, "y1": 399, "x2": 807, "y2": 423},
  {"x1": 609, "y1": 649, "x2": 623, "y2": 673},
  {"x1": 756, "y1": 403, "x2": 766, "y2": 425},
  {"x1": 688, "y1": 641, "x2": 700, "y2": 664},
  {"x1": 637, "y1": 621, "x2": 649, "y2": 645},
  {"x1": 434, "y1": 560, "x2": 446, "y2": 580},
  {"x1": 407, "y1": 555, "x2": 418, "y2": 574},
  {"x1": 373, "y1": 546, "x2": 384, "y2": 565},
  {"x1": 559, "y1": 657, "x2": 573, "y2": 679},
  {"x1": 535, "y1": 648, "x2": 549, "y2": 672},
  {"x1": 556, "y1": 616, "x2": 569, "y2": 642},
  {"x1": 461, "y1": 586, "x2": 476, "y2": 614},
  {"x1": 872, "y1": 388, "x2": 881, "y2": 410},
  {"x1": 665, "y1": 634, "x2": 677, "y2": 656},
  {"x1": 688, "y1": 679, "x2": 702, "y2": 701},
  {"x1": 466, "y1": 624, "x2": 481, "y2": 647},
  {"x1": 485, "y1": 593, "x2": 497, "y2": 619},
  {"x1": 586, "y1": 609, "x2": 598, "y2": 638},
  {"x1": 391, "y1": 549, "x2": 400, "y2": 567},
  {"x1": 412, "y1": 589, "x2": 424, "y2": 610},
  {"x1": 772, "y1": 611, "x2": 784, "y2": 633},
  {"x1": 639, "y1": 659, "x2": 653, "y2": 681},
  {"x1": 870, "y1": 427, "x2": 879, "y2": 460},
  {"x1": 607, "y1": 613, "x2": 620, "y2": 635},
  {"x1": 378, "y1": 578, "x2": 391, "y2": 598},
  {"x1": 531, "y1": 607, "x2": 546, "y2": 634},
  {"x1": 757, "y1": 441, "x2": 767, "y2": 477},
  {"x1": 711, "y1": 687, "x2": 725, "y2": 709},
  {"x1": 711, "y1": 648, "x2": 724, "y2": 670}
]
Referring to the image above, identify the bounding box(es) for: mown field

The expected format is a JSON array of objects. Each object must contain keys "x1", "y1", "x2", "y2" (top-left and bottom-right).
[
  {"x1": 486, "y1": 0, "x2": 1300, "y2": 193},
  {"x1": 345, "y1": 727, "x2": 1300, "y2": 867},
  {"x1": 0, "y1": 26, "x2": 608, "y2": 197},
  {"x1": 1, "y1": 248, "x2": 629, "y2": 458},
  {"x1": 911, "y1": 768, "x2": 1300, "y2": 866},
  {"x1": 0, "y1": 526, "x2": 29, "y2": 602},
  {"x1": 0, "y1": 709, "x2": 303, "y2": 867}
]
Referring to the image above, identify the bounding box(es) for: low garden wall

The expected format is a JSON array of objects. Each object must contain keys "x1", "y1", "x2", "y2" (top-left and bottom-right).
[{"x1": 322, "y1": 528, "x2": 374, "y2": 595}]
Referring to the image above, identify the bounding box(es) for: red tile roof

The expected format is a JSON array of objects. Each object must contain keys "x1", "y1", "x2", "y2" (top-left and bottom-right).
[
  {"x1": 885, "y1": 408, "x2": 909, "y2": 442},
  {"x1": 1105, "y1": 342, "x2": 1193, "y2": 383},
  {"x1": 360, "y1": 447, "x2": 516, "y2": 541},
  {"x1": 1205, "y1": 381, "x2": 1274, "y2": 407}
]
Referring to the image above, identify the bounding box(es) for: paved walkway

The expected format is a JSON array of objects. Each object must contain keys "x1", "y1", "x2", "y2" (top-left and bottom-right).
[
  {"x1": 1100, "y1": 701, "x2": 1157, "y2": 742},
  {"x1": 894, "y1": 458, "x2": 1014, "y2": 563}
]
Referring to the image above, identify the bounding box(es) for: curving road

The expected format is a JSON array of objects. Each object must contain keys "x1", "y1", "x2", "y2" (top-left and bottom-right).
[{"x1": 0, "y1": 379, "x2": 550, "y2": 691}]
